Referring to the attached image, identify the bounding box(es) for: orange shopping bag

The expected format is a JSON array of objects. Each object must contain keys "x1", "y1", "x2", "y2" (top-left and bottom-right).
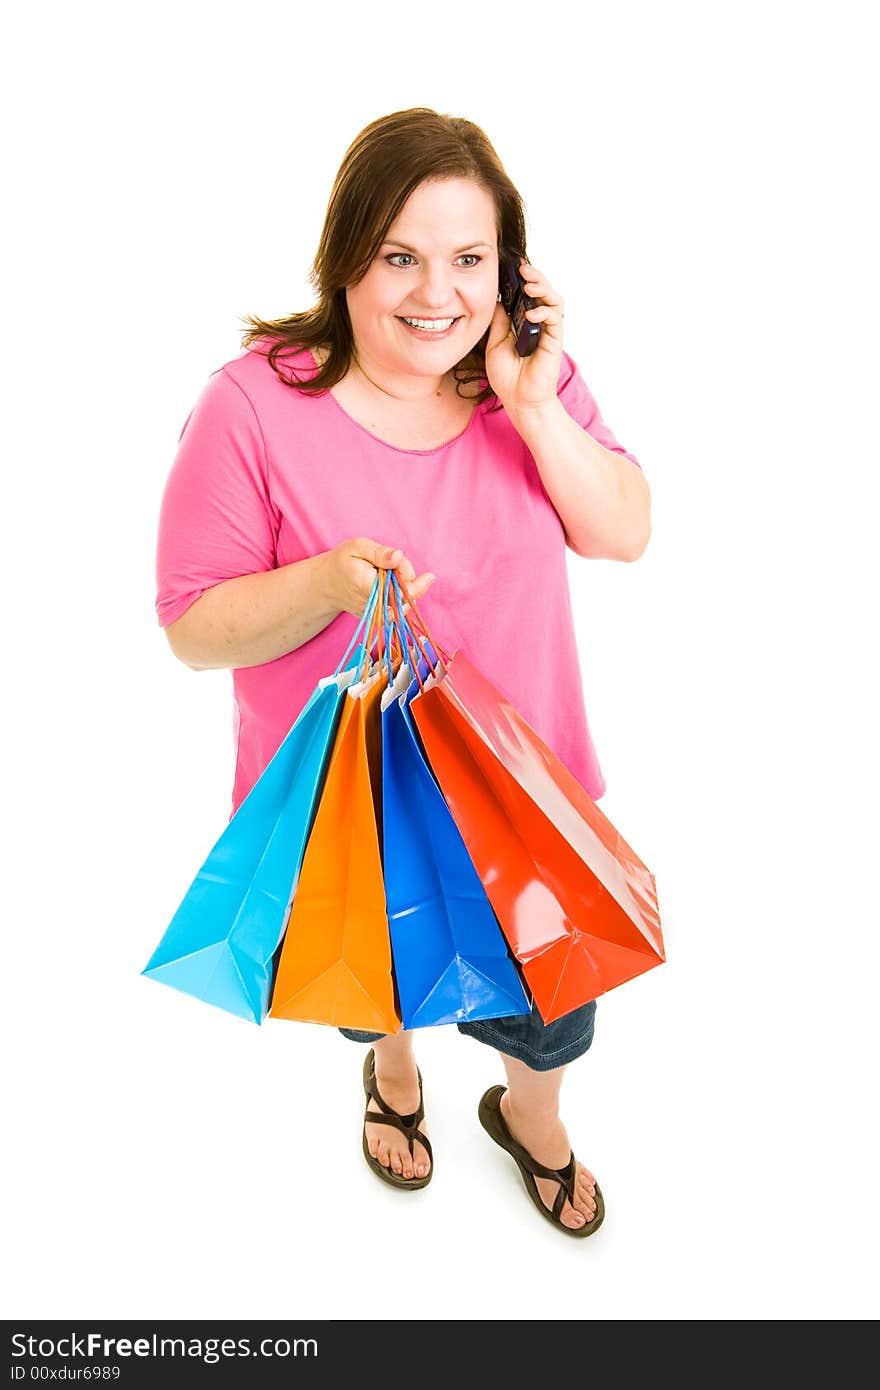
[
  {"x1": 398, "y1": 588, "x2": 664, "y2": 1025},
  {"x1": 269, "y1": 655, "x2": 401, "y2": 1034}
]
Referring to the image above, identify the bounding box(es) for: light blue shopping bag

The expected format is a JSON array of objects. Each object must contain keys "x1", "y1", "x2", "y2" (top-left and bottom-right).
[{"x1": 142, "y1": 580, "x2": 382, "y2": 1023}]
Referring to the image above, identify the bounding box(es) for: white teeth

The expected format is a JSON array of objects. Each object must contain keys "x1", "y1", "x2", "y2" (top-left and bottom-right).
[{"x1": 402, "y1": 317, "x2": 456, "y2": 331}]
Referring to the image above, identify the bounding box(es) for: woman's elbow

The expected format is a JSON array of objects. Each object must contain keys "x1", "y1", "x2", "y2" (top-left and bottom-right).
[
  {"x1": 626, "y1": 522, "x2": 652, "y2": 561},
  {"x1": 624, "y1": 480, "x2": 653, "y2": 560},
  {"x1": 163, "y1": 612, "x2": 208, "y2": 671}
]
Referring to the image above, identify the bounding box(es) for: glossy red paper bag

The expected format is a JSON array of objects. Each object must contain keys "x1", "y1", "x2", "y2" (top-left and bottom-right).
[{"x1": 410, "y1": 649, "x2": 664, "y2": 1023}]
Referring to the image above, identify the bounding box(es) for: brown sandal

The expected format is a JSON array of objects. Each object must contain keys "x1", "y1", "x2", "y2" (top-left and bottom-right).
[
  {"x1": 362, "y1": 1048, "x2": 433, "y2": 1190},
  {"x1": 478, "y1": 1085, "x2": 604, "y2": 1237}
]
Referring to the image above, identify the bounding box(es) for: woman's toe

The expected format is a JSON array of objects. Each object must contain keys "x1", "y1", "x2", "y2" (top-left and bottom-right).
[
  {"x1": 577, "y1": 1177, "x2": 596, "y2": 1205},
  {"x1": 573, "y1": 1187, "x2": 597, "y2": 1221},
  {"x1": 561, "y1": 1202, "x2": 586, "y2": 1228},
  {"x1": 576, "y1": 1163, "x2": 596, "y2": 1193}
]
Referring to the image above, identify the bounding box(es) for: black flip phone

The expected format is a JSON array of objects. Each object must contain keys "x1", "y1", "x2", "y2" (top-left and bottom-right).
[{"x1": 498, "y1": 247, "x2": 541, "y2": 356}]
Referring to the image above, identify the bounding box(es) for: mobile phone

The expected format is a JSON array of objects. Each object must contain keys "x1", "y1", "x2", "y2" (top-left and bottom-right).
[{"x1": 498, "y1": 247, "x2": 541, "y2": 356}]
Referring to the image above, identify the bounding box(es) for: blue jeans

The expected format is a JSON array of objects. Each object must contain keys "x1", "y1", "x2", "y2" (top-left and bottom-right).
[{"x1": 338, "y1": 998, "x2": 596, "y2": 1073}]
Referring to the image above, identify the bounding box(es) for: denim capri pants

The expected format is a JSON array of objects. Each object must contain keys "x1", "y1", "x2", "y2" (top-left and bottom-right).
[{"x1": 338, "y1": 998, "x2": 596, "y2": 1072}]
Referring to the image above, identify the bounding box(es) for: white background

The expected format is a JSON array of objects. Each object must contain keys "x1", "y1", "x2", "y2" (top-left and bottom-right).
[{"x1": 3, "y1": 0, "x2": 877, "y2": 1323}]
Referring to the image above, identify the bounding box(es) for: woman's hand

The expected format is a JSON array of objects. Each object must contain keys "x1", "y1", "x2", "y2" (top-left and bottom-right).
[
  {"x1": 483, "y1": 258, "x2": 565, "y2": 416},
  {"x1": 324, "y1": 536, "x2": 435, "y2": 619}
]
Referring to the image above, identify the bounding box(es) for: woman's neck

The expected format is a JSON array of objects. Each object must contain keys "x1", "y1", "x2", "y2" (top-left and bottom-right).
[
  {"x1": 312, "y1": 342, "x2": 452, "y2": 404},
  {"x1": 351, "y1": 353, "x2": 449, "y2": 403}
]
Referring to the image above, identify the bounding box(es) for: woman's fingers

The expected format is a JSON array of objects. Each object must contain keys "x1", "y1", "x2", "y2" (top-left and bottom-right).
[
  {"x1": 405, "y1": 571, "x2": 436, "y2": 602},
  {"x1": 397, "y1": 572, "x2": 436, "y2": 625},
  {"x1": 344, "y1": 538, "x2": 435, "y2": 611},
  {"x1": 393, "y1": 554, "x2": 417, "y2": 584},
  {"x1": 395, "y1": 570, "x2": 435, "y2": 612},
  {"x1": 383, "y1": 550, "x2": 435, "y2": 605}
]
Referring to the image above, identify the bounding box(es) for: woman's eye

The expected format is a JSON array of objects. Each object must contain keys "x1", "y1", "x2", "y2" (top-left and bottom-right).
[{"x1": 384, "y1": 253, "x2": 482, "y2": 269}]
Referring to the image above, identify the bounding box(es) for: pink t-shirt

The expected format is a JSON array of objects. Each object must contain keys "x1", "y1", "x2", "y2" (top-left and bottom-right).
[{"x1": 155, "y1": 342, "x2": 642, "y2": 816}]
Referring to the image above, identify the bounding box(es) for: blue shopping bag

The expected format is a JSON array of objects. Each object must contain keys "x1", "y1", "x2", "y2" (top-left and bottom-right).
[
  {"x1": 380, "y1": 578, "x2": 531, "y2": 1029},
  {"x1": 142, "y1": 581, "x2": 382, "y2": 1024}
]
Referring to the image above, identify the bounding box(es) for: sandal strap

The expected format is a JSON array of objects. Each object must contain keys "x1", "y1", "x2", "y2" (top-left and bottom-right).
[
  {"x1": 363, "y1": 1112, "x2": 433, "y2": 1162},
  {"x1": 364, "y1": 1060, "x2": 432, "y2": 1162},
  {"x1": 366, "y1": 1069, "x2": 425, "y2": 1127},
  {"x1": 530, "y1": 1151, "x2": 577, "y2": 1205},
  {"x1": 552, "y1": 1180, "x2": 570, "y2": 1221},
  {"x1": 496, "y1": 1106, "x2": 577, "y2": 1201},
  {"x1": 365, "y1": 1100, "x2": 421, "y2": 1129}
]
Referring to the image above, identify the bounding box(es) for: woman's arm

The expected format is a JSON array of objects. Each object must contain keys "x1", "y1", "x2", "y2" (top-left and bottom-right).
[
  {"x1": 164, "y1": 538, "x2": 435, "y2": 671},
  {"x1": 164, "y1": 552, "x2": 340, "y2": 670},
  {"x1": 510, "y1": 398, "x2": 652, "y2": 562},
  {"x1": 484, "y1": 259, "x2": 651, "y2": 562}
]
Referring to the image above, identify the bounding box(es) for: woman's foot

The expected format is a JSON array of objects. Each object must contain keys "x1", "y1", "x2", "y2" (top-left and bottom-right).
[
  {"x1": 364, "y1": 1055, "x2": 431, "y2": 1181},
  {"x1": 499, "y1": 1090, "x2": 598, "y2": 1230}
]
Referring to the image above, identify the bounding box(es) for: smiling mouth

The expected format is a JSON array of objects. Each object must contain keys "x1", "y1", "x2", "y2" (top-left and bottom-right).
[{"x1": 398, "y1": 316, "x2": 462, "y2": 332}]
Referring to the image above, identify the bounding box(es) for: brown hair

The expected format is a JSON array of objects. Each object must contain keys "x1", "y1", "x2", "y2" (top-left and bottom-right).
[{"x1": 238, "y1": 108, "x2": 529, "y2": 411}]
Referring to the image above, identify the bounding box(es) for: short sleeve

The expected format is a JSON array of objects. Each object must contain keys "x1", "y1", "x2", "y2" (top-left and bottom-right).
[
  {"x1": 155, "y1": 367, "x2": 280, "y2": 629},
  {"x1": 556, "y1": 351, "x2": 643, "y2": 470}
]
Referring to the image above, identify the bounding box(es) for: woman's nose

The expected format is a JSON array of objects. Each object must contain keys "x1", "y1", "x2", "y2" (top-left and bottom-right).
[{"x1": 415, "y1": 264, "x2": 455, "y2": 309}]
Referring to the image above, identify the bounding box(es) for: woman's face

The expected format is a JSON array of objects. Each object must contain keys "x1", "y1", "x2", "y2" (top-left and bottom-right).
[{"x1": 345, "y1": 176, "x2": 500, "y2": 382}]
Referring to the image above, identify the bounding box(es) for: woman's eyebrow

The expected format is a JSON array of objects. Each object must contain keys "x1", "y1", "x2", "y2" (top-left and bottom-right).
[{"x1": 382, "y1": 240, "x2": 495, "y2": 253}]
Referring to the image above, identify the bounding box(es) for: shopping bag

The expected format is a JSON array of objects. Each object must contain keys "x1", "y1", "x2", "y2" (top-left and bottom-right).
[
  {"x1": 142, "y1": 580, "x2": 383, "y2": 1024},
  {"x1": 400, "y1": 589, "x2": 664, "y2": 1024},
  {"x1": 269, "y1": 654, "x2": 401, "y2": 1033},
  {"x1": 381, "y1": 654, "x2": 532, "y2": 1029}
]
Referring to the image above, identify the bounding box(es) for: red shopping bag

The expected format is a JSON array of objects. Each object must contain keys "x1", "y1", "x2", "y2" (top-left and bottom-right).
[{"x1": 399, "y1": 590, "x2": 664, "y2": 1023}]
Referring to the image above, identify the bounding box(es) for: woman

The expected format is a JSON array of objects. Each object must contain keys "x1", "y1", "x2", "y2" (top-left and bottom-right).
[{"x1": 155, "y1": 107, "x2": 651, "y2": 1238}]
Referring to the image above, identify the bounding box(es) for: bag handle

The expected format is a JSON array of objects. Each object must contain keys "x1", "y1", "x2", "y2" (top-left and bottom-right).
[
  {"x1": 382, "y1": 573, "x2": 423, "y2": 690},
  {"x1": 392, "y1": 574, "x2": 450, "y2": 666},
  {"x1": 333, "y1": 573, "x2": 381, "y2": 676},
  {"x1": 334, "y1": 565, "x2": 448, "y2": 686},
  {"x1": 384, "y1": 573, "x2": 442, "y2": 694},
  {"x1": 344, "y1": 567, "x2": 402, "y2": 684}
]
